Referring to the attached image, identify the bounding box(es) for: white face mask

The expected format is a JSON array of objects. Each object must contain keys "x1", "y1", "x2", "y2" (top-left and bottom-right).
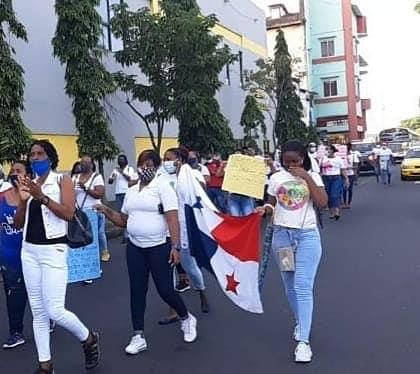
[
  {"x1": 309, "y1": 147, "x2": 317, "y2": 154},
  {"x1": 163, "y1": 160, "x2": 177, "y2": 175}
]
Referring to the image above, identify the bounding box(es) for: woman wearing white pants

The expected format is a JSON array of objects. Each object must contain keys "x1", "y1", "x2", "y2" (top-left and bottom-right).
[{"x1": 15, "y1": 140, "x2": 100, "y2": 374}]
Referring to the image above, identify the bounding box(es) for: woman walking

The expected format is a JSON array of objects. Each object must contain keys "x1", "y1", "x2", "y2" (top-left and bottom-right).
[
  {"x1": 320, "y1": 145, "x2": 349, "y2": 220},
  {"x1": 14, "y1": 140, "x2": 100, "y2": 373},
  {"x1": 343, "y1": 144, "x2": 356, "y2": 209},
  {"x1": 162, "y1": 147, "x2": 210, "y2": 314},
  {"x1": 96, "y1": 150, "x2": 197, "y2": 355},
  {"x1": 72, "y1": 155, "x2": 109, "y2": 262},
  {"x1": 256, "y1": 140, "x2": 327, "y2": 363},
  {"x1": 0, "y1": 161, "x2": 30, "y2": 349}
]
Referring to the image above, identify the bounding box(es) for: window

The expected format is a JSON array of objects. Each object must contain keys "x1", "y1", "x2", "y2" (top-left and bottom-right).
[
  {"x1": 320, "y1": 39, "x2": 335, "y2": 58},
  {"x1": 323, "y1": 79, "x2": 338, "y2": 97},
  {"x1": 98, "y1": 0, "x2": 124, "y2": 52}
]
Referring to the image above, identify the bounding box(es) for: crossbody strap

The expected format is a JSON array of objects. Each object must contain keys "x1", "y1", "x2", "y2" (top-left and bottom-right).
[{"x1": 78, "y1": 173, "x2": 98, "y2": 210}]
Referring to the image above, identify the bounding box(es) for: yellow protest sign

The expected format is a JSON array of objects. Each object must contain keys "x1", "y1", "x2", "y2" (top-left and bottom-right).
[{"x1": 222, "y1": 154, "x2": 266, "y2": 199}]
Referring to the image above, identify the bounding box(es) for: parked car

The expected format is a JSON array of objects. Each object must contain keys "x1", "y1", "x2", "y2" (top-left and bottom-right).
[
  {"x1": 401, "y1": 146, "x2": 420, "y2": 180},
  {"x1": 351, "y1": 141, "x2": 376, "y2": 175}
]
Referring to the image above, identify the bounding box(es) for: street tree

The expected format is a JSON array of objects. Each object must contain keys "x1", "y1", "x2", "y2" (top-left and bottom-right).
[
  {"x1": 52, "y1": 0, "x2": 119, "y2": 174},
  {"x1": 415, "y1": 2, "x2": 420, "y2": 13},
  {"x1": 273, "y1": 29, "x2": 307, "y2": 146},
  {"x1": 111, "y1": 0, "x2": 235, "y2": 156},
  {"x1": 401, "y1": 116, "x2": 420, "y2": 133},
  {"x1": 163, "y1": 0, "x2": 235, "y2": 156},
  {"x1": 0, "y1": 0, "x2": 32, "y2": 164},
  {"x1": 240, "y1": 95, "x2": 266, "y2": 148}
]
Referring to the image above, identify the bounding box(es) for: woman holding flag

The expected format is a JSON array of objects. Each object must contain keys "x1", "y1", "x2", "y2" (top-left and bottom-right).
[
  {"x1": 95, "y1": 149, "x2": 197, "y2": 355},
  {"x1": 160, "y1": 147, "x2": 210, "y2": 318},
  {"x1": 257, "y1": 140, "x2": 328, "y2": 363}
]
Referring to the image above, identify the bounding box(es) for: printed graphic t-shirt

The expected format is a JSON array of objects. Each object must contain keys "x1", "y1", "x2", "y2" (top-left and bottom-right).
[
  {"x1": 267, "y1": 170, "x2": 324, "y2": 229},
  {"x1": 320, "y1": 156, "x2": 344, "y2": 176}
]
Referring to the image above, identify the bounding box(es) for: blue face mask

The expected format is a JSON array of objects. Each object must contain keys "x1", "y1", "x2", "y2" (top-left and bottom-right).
[
  {"x1": 163, "y1": 160, "x2": 177, "y2": 175},
  {"x1": 31, "y1": 159, "x2": 51, "y2": 177}
]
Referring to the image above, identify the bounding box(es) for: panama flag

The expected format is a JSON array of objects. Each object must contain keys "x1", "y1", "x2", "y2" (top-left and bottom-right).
[{"x1": 178, "y1": 165, "x2": 263, "y2": 314}]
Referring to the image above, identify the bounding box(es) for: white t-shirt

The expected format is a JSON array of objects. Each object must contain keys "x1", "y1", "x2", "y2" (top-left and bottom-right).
[
  {"x1": 267, "y1": 170, "x2": 324, "y2": 229},
  {"x1": 73, "y1": 173, "x2": 104, "y2": 208},
  {"x1": 347, "y1": 154, "x2": 355, "y2": 176},
  {"x1": 320, "y1": 156, "x2": 344, "y2": 176},
  {"x1": 200, "y1": 164, "x2": 210, "y2": 178},
  {"x1": 378, "y1": 148, "x2": 393, "y2": 169},
  {"x1": 121, "y1": 175, "x2": 178, "y2": 248},
  {"x1": 110, "y1": 165, "x2": 136, "y2": 194},
  {"x1": 309, "y1": 154, "x2": 320, "y2": 173},
  {"x1": 350, "y1": 150, "x2": 361, "y2": 164}
]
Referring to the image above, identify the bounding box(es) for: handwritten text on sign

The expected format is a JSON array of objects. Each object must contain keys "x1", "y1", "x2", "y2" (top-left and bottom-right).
[
  {"x1": 67, "y1": 209, "x2": 101, "y2": 283},
  {"x1": 222, "y1": 155, "x2": 266, "y2": 199}
]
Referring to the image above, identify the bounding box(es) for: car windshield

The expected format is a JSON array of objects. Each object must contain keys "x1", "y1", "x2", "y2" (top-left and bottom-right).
[
  {"x1": 352, "y1": 143, "x2": 374, "y2": 153},
  {"x1": 405, "y1": 150, "x2": 420, "y2": 159}
]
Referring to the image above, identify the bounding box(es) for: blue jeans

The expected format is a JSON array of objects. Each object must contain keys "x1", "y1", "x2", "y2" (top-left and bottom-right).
[
  {"x1": 1, "y1": 264, "x2": 27, "y2": 334},
  {"x1": 271, "y1": 226, "x2": 322, "y2": 343},
  {"x1": 323, "y1": 175, "x2": 342, "y2": 209},
  {"x1": 97, "y1": 212, "x2": 108, "y2": 251},
  {"x1": 180, "y1": 247, "x2": 205, "y2": 291},
  {"x1": 207, "y1": 187, "x2": 226, "y2": 212},
  {"x1": 380, "y1": 168, "x2": 391, "y2": 185},
  {"x1": 343, "y1": 175, "x2": 355, "y2": 205},
  {"x1": 228, "y1": 194, "x2": 255, "y2": 216}
]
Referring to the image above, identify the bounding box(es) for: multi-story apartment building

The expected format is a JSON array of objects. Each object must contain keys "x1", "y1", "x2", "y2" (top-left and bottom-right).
[
  {"x1": 11, "y1": 0, "x2": 267, "y2": 179},
  {"x1": 307, "y1": 0, "x2": 370, "y2": 143},
  {"x1": 261, "y1": 0, "x2": 370, "y2": 143}
]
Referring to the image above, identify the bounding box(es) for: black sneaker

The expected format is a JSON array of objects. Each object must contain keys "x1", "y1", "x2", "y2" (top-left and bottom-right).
[
  {"x1": 175, "y1": 279, "x2": 190, "y2": 293},
  {"x1": 3, "y1": 332, "x2": 25, "y2": 349},
  {"x1": 83, "y1": 331, "x2": 100, "y2": 370}
]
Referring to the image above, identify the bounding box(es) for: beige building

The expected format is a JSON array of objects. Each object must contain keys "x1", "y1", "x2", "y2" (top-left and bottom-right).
[{"x1": 264, "y1": 0, "x2": 314, "y2": 126}]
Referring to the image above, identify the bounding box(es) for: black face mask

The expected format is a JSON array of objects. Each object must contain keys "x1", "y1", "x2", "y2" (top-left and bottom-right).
[
  {"x1": 80, "y1": 163, "x2": 92, "y2": 173},
  {"x1": 187, "y1": 158, "x2": 199, "y2": 169},
  {"x1": 9, "y1": 175, "x2": 19, "y2": 188}
]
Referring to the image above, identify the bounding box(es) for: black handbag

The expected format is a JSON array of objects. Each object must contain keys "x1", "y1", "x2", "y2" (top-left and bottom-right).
[{"x1": 67, "y1": 174, "x2": 97, "y2": 249}]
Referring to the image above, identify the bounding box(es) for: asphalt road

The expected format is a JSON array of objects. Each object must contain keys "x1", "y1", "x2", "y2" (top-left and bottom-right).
[{"x1": 2, "y1": 170, "x2": 420, "y2": 373}]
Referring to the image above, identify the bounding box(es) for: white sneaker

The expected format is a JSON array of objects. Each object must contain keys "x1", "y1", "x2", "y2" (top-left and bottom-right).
[
  {"x1": 125, "y1": 334, "x2": 148, "y2": 355},
  {"x1": 295, "y1": 342, "x2": 312, "y2": 363},
  {"x1": 293, "y1": 324, "x2": 300, "y2": 341},
  {"x1": 181, "y1": 313, "x2": 197, "y2": 343}
]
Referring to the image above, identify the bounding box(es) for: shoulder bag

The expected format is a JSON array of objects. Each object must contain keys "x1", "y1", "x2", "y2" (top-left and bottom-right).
[{"x1": 67, "y1": 173, "x2": 98, "y2": 249}]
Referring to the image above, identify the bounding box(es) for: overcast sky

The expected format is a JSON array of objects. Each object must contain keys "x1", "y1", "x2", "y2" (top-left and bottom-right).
[{"x1": 250, "y1": 0, "x2": 420, "y2": 134}]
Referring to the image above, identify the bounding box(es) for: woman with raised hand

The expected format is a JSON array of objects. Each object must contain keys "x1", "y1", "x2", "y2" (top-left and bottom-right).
[
  {"x1": 256, "y1": 140, "x2": 327, "y2": 364},
  {"x1": 14, "y1": 140, "x2": 100, "y2": 374},
  {"x1": 96, "y1": 149, "x2": 197, "y2": 355},
  {"x1": 0, "y1": 161, "x2": 31, "y2": 350}
]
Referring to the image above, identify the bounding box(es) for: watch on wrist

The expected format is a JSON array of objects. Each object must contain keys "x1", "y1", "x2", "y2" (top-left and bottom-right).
[{"x1": 40, "y1": 196, "x2": 50, "y2": 205}]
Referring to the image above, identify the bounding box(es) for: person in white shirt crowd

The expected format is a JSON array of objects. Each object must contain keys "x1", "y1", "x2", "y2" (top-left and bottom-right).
[
  {"x1": 343, "y1": 144, "x2": 357, "y2": 209},
  {"x1": 371, "y1": 144, "x2": 382, "y2": 183},
  {"x1": 320, "y1": 145, "x2": 349, "y2": 220},
  {"x1": 377, "y1": 142, "x2": 394, "y2": 185},
  {"x1": 96, "y1": 150, "x2": 197, "y2": 355},
  {"x1": 14, "y1": 140, "x2": 100, "y2": 374},
  {"x1": 256, "y1": 140, "x2": 328, "y2": 364},
  {"x1": 307, "y1": 142, "x2": 320, "y2": 173},
  {"x1": 347, "y1": 143, "x2": 361, "y2": 184},
  {"x1": 73, "y1": 156, "x2": 110, "y2": 263},
  {"x1": 188, "y1": 150, "x2": 210, "y2": 185},
  {"x1": 108, "y1": 154, "x2": 136, "y2": 243}
]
